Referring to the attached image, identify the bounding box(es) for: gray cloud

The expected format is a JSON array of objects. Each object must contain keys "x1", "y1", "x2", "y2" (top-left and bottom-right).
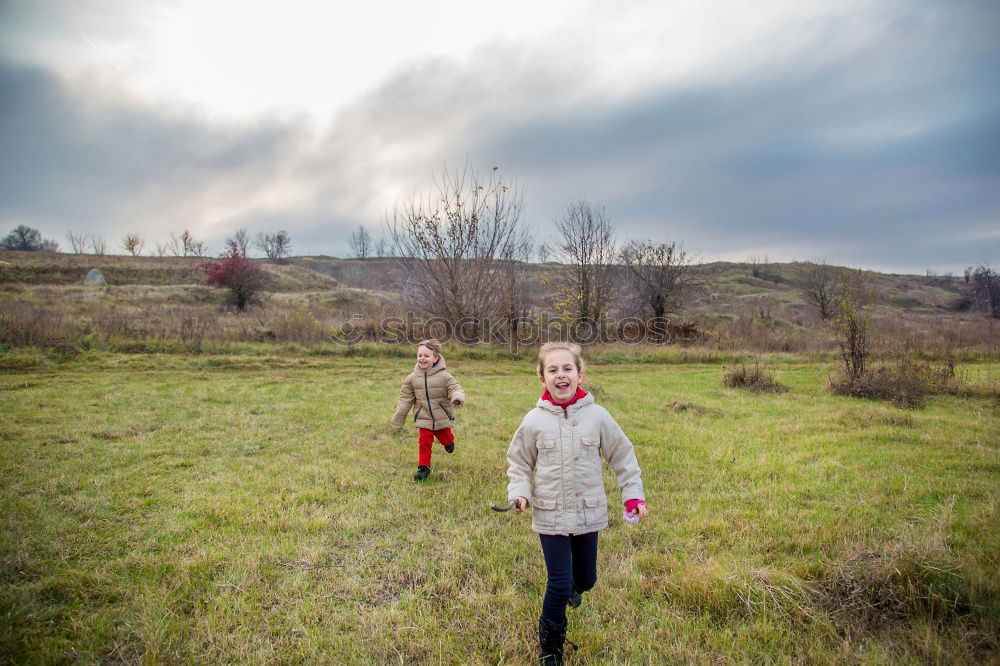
[
  {"x1": 1, "y1": 0, "x2": 998, "y2": 272},
  {"x1": 455, "y1": 3, "x2": 1000, "y2": 271},
  {"x1": 0, "y1": 58, "x2": 311, "y2": 249}
]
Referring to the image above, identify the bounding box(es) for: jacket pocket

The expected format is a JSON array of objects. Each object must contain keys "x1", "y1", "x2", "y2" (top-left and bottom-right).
[
  {"x1": 536, "y1": 438, "x2": 557, "y2": 465},
  {"x1": 532, "y1": 497, "x2": 558, "y2": 527},
  {"x1": 581, "y1": 436, "x2": 601, "y2": 461},
  {"x1": 413, "y1": 405, "x2": 422, "y2": 422},
  {"x1": 582, "y1": 495, "x2": 607, "y2": 525},
  {"x1": 439, "y1": 402, "x2": 455, "y2": 420}
]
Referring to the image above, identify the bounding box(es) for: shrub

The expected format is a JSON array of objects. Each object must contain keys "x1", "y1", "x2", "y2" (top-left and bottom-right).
[
  {"x1": 202, "y1": 248, "x2": 264, "y2": 310},
  {"x1": 830, "y1": 357, "x2": 955, "y2": 408},
  {"x1": 1, "y1": 225, "x2": 59, "y2": 252},
  {"x1": 722, "y1": 362, "x2": 788, "y2": 393}
]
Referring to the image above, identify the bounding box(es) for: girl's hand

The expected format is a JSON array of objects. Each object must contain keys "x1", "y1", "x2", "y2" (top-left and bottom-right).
[
  {"x1": 623, "y1": 503, "x2": 647, "y2": 525},
  {"x1": 512, "y1": 497, "x2": 528, "y2": 514},
  {"x1": 624, "y1": 499, "x2": 648, "y2": 519},
  {"x1": 452, "y1": 398, "x2": 462, "y2": 406}
]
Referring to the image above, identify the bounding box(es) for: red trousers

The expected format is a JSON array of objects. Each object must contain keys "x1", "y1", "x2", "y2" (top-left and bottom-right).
[{"x1": 418, "y1": 427, "x2": 454, "y2": 466}]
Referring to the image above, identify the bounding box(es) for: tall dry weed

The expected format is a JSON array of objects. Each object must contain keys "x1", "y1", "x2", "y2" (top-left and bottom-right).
[
  {"x1": 815, "y1": 501, "x2": 990, "y2": 634},
  {"x1": 721, "y1": 361, "x2": 789, "y2": 393},
  {"x1": 0, "y1": 301, "x2": 79, "y2": 348},
  {"x1": 267, "y1": 310, "x2": 327, "y2": 344}
]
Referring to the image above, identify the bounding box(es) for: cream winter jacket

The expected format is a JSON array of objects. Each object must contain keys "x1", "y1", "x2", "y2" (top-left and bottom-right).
[
  {"x1": 506, "y1": 393, "x2": 645, "y2": 535},
  {"x1": 392, "y1": 356, "x2": 466, "y2": 430}
]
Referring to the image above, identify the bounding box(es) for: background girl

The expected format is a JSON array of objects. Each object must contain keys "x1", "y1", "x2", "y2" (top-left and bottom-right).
[
  {"x1": 505, "y1": 341, "x2": 647, "y2": 664},
  {"x1": 392, "y1": 339, "x2": 465, "y2": 480}
]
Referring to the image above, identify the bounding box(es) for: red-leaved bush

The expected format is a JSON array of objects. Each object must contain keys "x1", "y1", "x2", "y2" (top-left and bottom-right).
[{"x1": 202, "y1": 247, "x2": 264, "y2": 310}]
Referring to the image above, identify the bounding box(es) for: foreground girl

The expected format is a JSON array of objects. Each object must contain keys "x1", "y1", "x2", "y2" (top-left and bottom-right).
[
  {"x1": 392, "y1": 339, "x2": 465, "y2": 480},
  {"x1": 506, "y1": 342, "x2": 647, "y2": 664}
]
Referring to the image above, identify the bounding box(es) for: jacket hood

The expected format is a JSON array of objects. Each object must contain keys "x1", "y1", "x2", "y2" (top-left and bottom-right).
[
  {"x1": 413, "y1": 355, "x2": 447, "y2": 374},
  {"x1": 536, "y1": 392, "x2": 595, "y2": 415}
]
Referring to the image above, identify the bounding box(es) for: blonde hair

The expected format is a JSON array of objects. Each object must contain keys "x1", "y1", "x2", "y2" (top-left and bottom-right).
[
  {"x1": 536, "y1": 341, "x2": 584, "y2": 377},
  {"x1": 418, "y1": 338, "x2": 442, "y2": 356}
]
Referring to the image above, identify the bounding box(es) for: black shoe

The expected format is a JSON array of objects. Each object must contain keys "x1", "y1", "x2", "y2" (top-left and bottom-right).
[
  {"x1": 567, "y1": 591, "x2": 582, "y2": 608},
  {"x1": 413, "y1": 465, "x2": 430, "y2": 481},
  {"x1": 538, "y1": 617, "x2": 567, "y2": 665},
  {"x1": 444, "y1": 442, "x2": 455, "y2": 453}
]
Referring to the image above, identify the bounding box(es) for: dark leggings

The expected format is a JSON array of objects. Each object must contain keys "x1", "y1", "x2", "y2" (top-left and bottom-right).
[{"x1": 539, "y1": 531, "x2": 599, "y2": 625}]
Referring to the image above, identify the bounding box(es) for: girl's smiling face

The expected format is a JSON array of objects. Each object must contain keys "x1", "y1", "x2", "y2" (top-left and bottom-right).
[
  {"x1": 539, "y1": 349, "x2": 583, "y2": 402},
  {"x1": 416, "y1": 345, "x2": 438, "y2": 370}
]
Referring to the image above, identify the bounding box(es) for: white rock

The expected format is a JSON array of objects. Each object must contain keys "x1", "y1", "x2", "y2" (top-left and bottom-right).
[{"x1": 83, "y1": 268, "x2": 107, "y2": 286}]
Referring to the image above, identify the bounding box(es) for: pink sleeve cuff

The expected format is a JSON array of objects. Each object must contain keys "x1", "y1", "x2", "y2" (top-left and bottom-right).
[{"x1": 624, "y1": 499, "x2": 645, "y2": 513}]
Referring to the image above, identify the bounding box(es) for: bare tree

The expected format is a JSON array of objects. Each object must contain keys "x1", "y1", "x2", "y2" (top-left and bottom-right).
[
  {"x1": 832, "y1": 269, "x2": 875, "y2": 381},
  {"x1": 970, "y1": 263, "x2": 999, "y2": 318},
  {"x1": 167, "y1": 232, "x2": 183, "y2": 256},
  {"x1": 549, "y1": 200, "x2": 617, "y2": 329},
  {"x1": 746, "y1": 254, "x2": 768, "y2": 278},
  {"x1": 492, "y1": 234, "x2": 534, "y2": 351},
  {"x1": 620, "y1": 240, "x2": 697, "y2": 339},
  {"x1": 224, "y1": 237, "x2": 244, "y2": 257},
  {"x1": 89, "y1": 235, "x2": 108, "y2": 255},
  {"x1": 349, "y1": 225, "x2": 372, "y2": 259},
  {"x1": 154, "y1": 241, "x2": 169, "y2": 257},
  {"x1": 255, "y1": 230, "x2": 292, "y2": 262},
  {"x1": 180, "y1": 230, "x2": 194, "y2": 256},
  {"x1": 536, "y1": 244, "x2": 549, "y2": 263},
  {"x1": 181, "y1": 230, "x2": 207, "y2": 257},
  {"x1": 166, "y1": 229, "x2": 207, "y2": 257},
  {"x1": 798, "y1": 259, "x2": 840, "y2": 319},
  {"x1": 374, "y1": 233, "x2": 389, "y2": 258},
  {"x1": 388, "y1": 164, "x2": 530, "y2": 340},
  {"x1": 66, "y1": 230, "x2": 89, "y2": 254},
  {"x1": 121, "y1": 234, "x2": 144, "y2": 256},
  {"x1": 230, "y1": 228, "x2": 251, "y2": 257}
]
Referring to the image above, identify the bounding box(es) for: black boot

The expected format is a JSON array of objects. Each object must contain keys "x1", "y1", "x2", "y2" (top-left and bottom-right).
[
  {"x1": 444, "y1": 442, "x2": 455, "y2": 453},
  {"x1": 538, "y1": 617, "x2": 567, "y2": 665},
  {"x1": 567, "y1": 591, "x2": 582, "y2": 608},
  {"x1": 413, "y1": 465, "x2": 430, "y2": 481}
]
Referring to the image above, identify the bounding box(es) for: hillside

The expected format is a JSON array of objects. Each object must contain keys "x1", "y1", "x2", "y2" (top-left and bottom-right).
[
  {"x1": 0, "y1": 250, "x2": 977, "y2": 317},
  {"x1": 0, "y1": 251, "x2": 339, "y2": 292},
  {"x1": 283, "y1": 255, "x2": 974, "y2": 319},
  {"x1": 685, "y1": 261, "x2": 971, "y2": 316}
]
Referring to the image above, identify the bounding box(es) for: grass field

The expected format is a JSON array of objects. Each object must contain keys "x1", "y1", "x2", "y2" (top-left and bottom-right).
[{"x1": 2, "y1": 353, "x2": 999, "y2": 664}]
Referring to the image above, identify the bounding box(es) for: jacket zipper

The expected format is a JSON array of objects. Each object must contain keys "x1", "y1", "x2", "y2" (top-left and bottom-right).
[{"x1": 423, "y1": 372, "x2": 435, "y2": 430}]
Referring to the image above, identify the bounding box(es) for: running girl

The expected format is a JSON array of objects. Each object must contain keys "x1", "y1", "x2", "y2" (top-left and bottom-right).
[{"x1": 505, "y1": 341, "x2": 647, "y2": 664}]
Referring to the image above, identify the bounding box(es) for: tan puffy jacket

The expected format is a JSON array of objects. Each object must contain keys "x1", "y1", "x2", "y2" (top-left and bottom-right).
[
  {"x1": 392, "y1": 356, "x2": 466, "y2": 430},
  {"x1": 506, "y1": 393, "x2": 645, "y2": 535}
]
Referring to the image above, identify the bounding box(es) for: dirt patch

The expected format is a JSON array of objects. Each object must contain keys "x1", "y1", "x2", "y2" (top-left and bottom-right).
[{"x1": 668, "y1": 401, "x2": 722, "y2": 416}]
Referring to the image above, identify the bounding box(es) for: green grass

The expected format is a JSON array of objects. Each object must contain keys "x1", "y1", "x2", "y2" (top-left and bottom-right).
[{"x1": 2, "y1": 356, "x2": 999, "y2": 663}]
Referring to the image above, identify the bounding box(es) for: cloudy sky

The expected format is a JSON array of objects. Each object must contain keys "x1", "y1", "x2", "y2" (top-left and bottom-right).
[{"x1": 1, "y1": 0, "x2": 997, "y2": 273}]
